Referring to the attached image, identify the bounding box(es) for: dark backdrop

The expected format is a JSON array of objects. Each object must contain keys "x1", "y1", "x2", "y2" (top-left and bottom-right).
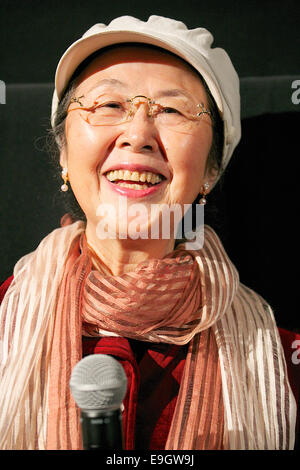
[
  {"x1": 0, "y1": 0, "x2": 299, "y2": 331},
  {"x1": 1, "y1": 0, "x2": 299, "y2": 81}
]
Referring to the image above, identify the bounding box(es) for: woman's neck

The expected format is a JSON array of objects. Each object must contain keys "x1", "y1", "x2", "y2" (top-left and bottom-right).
[{"x1": 85, "y1": 222, "x2": 176, "y2": 276}]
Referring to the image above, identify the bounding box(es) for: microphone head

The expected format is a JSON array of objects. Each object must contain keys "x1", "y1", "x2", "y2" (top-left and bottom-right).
[{"x1": 70, "y1": 354, "x2": 127, "y2": 412}]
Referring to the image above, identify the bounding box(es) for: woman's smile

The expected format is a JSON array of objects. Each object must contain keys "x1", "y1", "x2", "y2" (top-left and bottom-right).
[
  {"x1": 102, "y1": 170, "x2": 168, "y2": 198},
  {"x1": 99, "y1": 162, "x2": 168, "y2": 198}
]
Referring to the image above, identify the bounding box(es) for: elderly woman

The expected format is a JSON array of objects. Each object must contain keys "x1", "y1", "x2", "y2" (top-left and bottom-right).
[{"x1": 0, "y1": 16, "x2": 298, "y2": 450}]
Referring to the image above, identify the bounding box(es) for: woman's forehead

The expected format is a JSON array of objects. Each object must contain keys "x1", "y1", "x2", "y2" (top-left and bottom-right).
[
  {"x1": 80, "y1": 44, "x2": 198, "y2": 72},
  {"x1": 75, "y1": 45, "x2": 206, "y2": 96}
]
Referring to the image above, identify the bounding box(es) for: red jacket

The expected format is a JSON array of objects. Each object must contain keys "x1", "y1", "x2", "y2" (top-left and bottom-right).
[{"x1": 0, "y1": 275, "x2": 299, "y2": 449}]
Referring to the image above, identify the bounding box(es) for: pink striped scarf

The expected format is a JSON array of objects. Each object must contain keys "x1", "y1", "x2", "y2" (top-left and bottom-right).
[{"x1": 0, "y1": 222, "x2": 296, "y2": 449}]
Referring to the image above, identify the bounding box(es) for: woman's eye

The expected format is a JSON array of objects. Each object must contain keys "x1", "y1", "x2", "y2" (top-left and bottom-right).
[
  {"x1": 162, "y1": 107, "x2": 180, "y2": 114},
  {"x1": 93, "y1": 102, "x2": 123, "y2": 111},
  {"x1": 103, "y1": 102, "x2": 122, "y2": 109}
]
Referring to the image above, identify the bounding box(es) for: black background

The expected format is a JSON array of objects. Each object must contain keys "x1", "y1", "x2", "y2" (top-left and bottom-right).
[
  {"x1": 0, "y1": 0, "x2": 299, "y2": 331},
  {"x1": 1, "y1": 0, "x2": 299, "y2": 81}
]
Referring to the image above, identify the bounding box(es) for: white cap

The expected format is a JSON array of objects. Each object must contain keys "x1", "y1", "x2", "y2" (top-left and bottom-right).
[{"x1": 51, "y1": 15, "x2": 241, "y2": 175}]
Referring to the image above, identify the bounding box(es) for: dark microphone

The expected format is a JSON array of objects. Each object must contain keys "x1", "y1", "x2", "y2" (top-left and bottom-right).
[{"x1": 70, "y1": 354, "x2": 127, "y2": 450}]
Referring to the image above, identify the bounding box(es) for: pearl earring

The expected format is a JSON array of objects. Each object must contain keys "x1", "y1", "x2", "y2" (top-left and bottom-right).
[
  {"x1": 199, "y1": 182, "x2": 210, "y2": 205},
  {"x1": 61, "y1": 168, "x2": 69, "y2": 192}
]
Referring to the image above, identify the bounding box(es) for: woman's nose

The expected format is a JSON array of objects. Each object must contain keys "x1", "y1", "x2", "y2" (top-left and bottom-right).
[{"x1": 116, "y1": 106, "x2": 159, "y2": 153}]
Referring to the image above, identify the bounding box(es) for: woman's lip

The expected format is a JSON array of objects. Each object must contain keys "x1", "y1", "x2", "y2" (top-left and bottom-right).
[
  {"x1": 102, "y1": 174, "x2": 167, "y2": 198},
  {"x1": 102, "y1": 163, "x2": 169, "y2": 179}
]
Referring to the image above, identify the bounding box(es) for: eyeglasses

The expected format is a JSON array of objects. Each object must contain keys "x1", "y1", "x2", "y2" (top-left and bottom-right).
[{"x1": 67, "y1": 93, "x2": 212, "y2": 132}]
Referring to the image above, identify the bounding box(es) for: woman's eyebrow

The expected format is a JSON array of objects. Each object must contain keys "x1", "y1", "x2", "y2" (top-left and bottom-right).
[
  {"x1": 154, "y1": 89, "x2": 193, "y2": 100},
  {"x1": 86, "y1": 78, "x2": 128, "y2": 94},
  {"x1": 85, "y1": 81, "x2": 194, "y2": 101}
]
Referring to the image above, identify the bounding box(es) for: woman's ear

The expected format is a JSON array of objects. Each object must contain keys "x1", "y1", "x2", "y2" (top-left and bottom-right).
[{"x1": 203, "y1": 166, "x2": 219, "y2": 193}]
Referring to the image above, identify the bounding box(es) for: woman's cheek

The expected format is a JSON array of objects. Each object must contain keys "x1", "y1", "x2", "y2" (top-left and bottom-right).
[
  {"x1": 173, "y1": 132, "x2": 207, "y2": 168},
  {"x1": 171, "y1": 147, "x2": 203, "y2": 180},
  {"x1": 168, "y1": 144, "x2": 208, "y2": 203},
  {"x1": 65, "y1": 118, "x2": 109, "y2": 168}
]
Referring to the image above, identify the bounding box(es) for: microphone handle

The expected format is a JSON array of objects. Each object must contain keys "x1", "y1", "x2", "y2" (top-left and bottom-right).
[{"x1": 80, "y1": 409, "x2": 124, "y2": 450}]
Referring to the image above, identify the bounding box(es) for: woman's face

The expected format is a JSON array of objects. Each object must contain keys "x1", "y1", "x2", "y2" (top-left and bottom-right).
[{"x1": 60, "y1": 46, "x2": 215, "y2": 238}]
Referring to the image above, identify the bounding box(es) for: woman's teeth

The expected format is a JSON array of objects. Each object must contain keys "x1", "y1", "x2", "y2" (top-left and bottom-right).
[{"x1": 105, "y1": 169, "x2": 164, "y2": 190}]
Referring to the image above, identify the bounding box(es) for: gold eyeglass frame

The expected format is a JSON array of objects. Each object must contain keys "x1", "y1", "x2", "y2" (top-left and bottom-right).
[{"x1": 68, "y1": 94, "x2": 212, "y2": 125}]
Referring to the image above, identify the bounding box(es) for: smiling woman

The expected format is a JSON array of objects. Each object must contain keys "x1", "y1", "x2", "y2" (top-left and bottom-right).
[{"x1": 0, "y1": 15, "x2": 297, "y2": 450}]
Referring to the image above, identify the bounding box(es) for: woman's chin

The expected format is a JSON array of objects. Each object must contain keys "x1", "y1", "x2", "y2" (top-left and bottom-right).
[{"x1": 94, "y1": 215, "x2": 153, "y2": 242}]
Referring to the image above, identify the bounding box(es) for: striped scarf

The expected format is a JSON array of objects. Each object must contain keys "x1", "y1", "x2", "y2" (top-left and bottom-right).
[{"x1": 0, "y1": 221, "x2": 296, "y2": 449}]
